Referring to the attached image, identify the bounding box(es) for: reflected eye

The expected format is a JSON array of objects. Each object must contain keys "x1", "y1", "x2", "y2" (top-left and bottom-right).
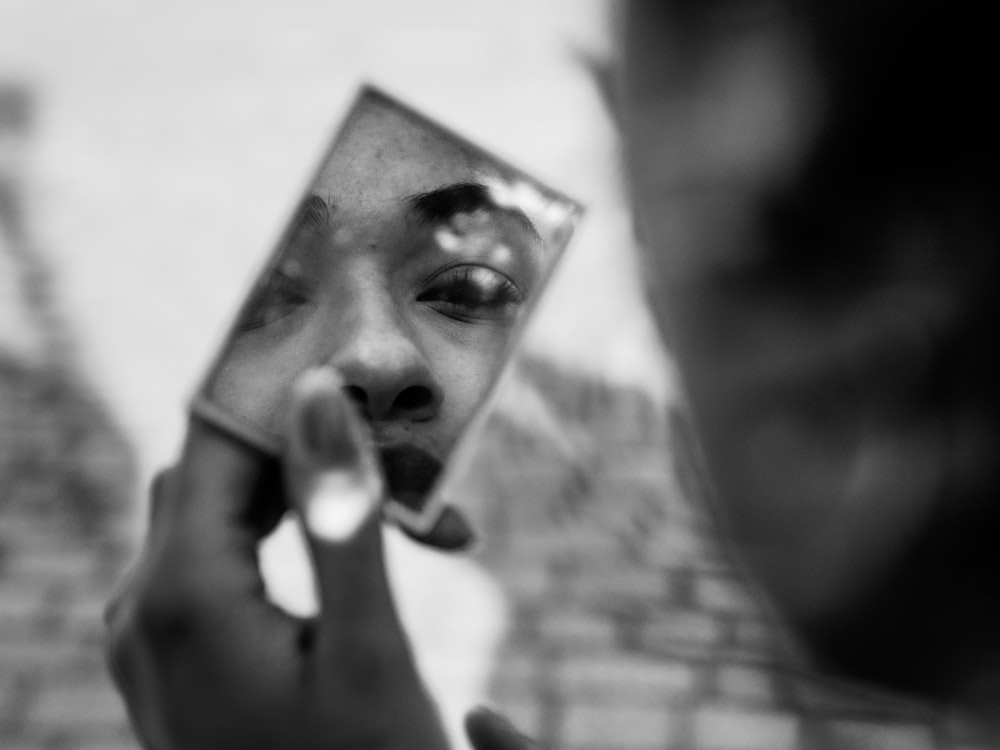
[
  {"x1": 417, "y1": 265, "x2": 523, "y2": 323},
  {"x1": 237, "y1": 269, "x2": 310, "y2": 332}
]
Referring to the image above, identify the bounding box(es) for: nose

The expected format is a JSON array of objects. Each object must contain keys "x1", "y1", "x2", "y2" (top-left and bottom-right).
[{"x1": 328, "y1": 304, "x2": 443, "y2": 423}]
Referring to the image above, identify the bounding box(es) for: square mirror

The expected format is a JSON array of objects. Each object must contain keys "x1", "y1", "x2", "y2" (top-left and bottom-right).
[{"x1": 191, "y1": 86, "x2": 582, "y2": 533}]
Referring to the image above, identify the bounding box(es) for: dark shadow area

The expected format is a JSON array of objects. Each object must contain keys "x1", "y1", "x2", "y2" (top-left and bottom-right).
[{"x1": 463, "y1": 352, "x2": 990, "y2": 749}]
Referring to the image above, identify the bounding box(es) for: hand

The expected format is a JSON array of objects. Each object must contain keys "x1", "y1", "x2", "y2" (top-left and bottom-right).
[{"x1": 104, "y1": 368, "x2": 480, "y2": 750}]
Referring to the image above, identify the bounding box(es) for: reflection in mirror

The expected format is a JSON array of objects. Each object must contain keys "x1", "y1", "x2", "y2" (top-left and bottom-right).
[{"x1": 192, "y1": 86, "x2": 581, "y2": 531}]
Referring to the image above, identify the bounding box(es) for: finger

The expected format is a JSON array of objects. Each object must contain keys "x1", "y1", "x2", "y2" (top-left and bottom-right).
[
  {"x1": 400, "y1": 505, "x2": 479, "y2": 552},
  {"x1": 141, "y1": 417, "x2": 290, "y2": 659},
  {"x1": 285, "y1": 368, "x2": 401, "y2": 644},
  {"x1": 465, "y1": 707, "x2": 540, "y2": 750},
  {"x1": 163, "y1": 416, "x2": 278, "y2": 560},
  {"x1": 105, "y1": 467, "x2": 171, "y2": 626}
]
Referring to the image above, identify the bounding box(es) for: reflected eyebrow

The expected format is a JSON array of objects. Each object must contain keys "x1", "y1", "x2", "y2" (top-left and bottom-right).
[
  {"x1": 291, "y1": 193, "x2": 330, "y2": 233},
  {"x1": 407, "y1": 182, "x2": 540, "y2": 241}
]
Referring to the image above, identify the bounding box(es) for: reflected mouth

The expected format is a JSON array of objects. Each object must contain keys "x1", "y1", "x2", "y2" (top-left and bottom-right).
[{"x1": 377, "y1": 443, "x2": 443, "y2": 513}]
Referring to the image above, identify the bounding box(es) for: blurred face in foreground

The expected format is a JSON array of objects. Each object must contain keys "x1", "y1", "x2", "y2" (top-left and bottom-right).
[{"x1": 621, "y1": 0, "x2": 1000, "y2": 707}]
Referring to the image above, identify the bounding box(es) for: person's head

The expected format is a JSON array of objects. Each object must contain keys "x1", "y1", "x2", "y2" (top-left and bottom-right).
[
  {"x1": 621, "y1": 0, "x2": 1000, "y2": 710},
  {"x1": 209, "y1": 95, "x2": 550, "y2": 511}
]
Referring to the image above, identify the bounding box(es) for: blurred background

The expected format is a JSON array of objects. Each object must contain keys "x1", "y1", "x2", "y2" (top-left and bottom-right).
[{"x1": 0, "y1": 2, "x2": 992, "y2": 749}]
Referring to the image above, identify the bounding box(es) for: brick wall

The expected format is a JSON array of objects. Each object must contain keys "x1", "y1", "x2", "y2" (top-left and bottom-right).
[{"x1": 0, "y1": 315, "x2": 138, "y2": 750}]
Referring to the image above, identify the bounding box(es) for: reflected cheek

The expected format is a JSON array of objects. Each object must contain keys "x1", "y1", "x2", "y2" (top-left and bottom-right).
[
  {"x1": 424, "y1": 329, "x2": 508, "y2": 436},
  {"x1": 210, "y1": 319, "x2": 318, "y2": 432}
]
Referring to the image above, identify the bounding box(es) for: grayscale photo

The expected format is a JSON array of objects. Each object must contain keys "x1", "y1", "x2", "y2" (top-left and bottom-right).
[{"x1": 2, "y1": 2, "x2": 999, "y2": 750}]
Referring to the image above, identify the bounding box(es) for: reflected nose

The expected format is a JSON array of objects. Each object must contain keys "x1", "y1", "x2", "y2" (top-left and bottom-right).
[{"x1": 329, "y1": 311, "x2": 442, "y2": 423}]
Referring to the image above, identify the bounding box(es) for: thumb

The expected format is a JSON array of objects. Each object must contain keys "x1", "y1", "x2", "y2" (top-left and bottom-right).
[
  {"x1": 284, "y1": 368, "x2": 397, "y2": 634},
  {"x1": 285, "y1": 367, "x2": 382, "y2": 543}
]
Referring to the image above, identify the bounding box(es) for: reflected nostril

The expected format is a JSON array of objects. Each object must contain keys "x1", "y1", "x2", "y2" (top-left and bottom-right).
[
  {"x1": 394, "y1": 385, "x2": 434, "y2": 413},
  {"x1": 343, "y1": 385, "x2": 368, "y2": 408}
]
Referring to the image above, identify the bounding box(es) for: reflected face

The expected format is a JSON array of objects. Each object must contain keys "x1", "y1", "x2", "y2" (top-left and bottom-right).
[
  {"x1": 201, "y1": 91, "x2": 578, "y2": 517},
  {"x1": 219, "y1": 184, "x2": 543, "y2": 509}
]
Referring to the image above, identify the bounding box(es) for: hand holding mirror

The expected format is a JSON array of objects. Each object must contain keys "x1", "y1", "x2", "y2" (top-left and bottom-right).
[{"x1": 191, "y1": 86, "x2": 582, "y2": 534}]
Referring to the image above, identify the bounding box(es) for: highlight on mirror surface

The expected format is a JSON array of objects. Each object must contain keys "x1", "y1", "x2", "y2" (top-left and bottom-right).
[{"x1": 192, "y1": 86, "x2": 582, "y2": 530}]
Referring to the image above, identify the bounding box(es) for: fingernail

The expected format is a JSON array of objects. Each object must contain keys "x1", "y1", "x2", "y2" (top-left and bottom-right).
[
  {"x1": 293, "y1": 369, "x2": 359, "y2": 468},
  {"x1": 436, "y1": 504, "x2": 481, "y2": 553},
  {"x1": 288, "y1": 368, "x2": 382, "y2": 541}
]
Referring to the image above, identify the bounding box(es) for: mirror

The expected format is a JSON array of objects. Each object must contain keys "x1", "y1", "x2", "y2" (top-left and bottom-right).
[{"x1": 191, "y1": 86, "x2": 582, "y2": 532}]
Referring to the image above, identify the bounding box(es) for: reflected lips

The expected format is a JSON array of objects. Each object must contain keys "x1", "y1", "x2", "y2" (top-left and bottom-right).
[{"x1": 377, "y1": 443, "x2": 442, "y2": 512}]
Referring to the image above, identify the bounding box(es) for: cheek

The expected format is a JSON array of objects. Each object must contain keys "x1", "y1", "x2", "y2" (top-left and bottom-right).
[
  {"x1": 422, "y1": 324, "x2": 510, "y2": 423},
  {"x1": 209, "y1": 315, "x2": 321, "y2": 433}
]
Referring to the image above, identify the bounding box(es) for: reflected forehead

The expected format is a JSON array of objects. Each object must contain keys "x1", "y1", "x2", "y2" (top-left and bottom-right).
[{"x1": 312, "y1": 104, "x2": 480, "y2": 208}]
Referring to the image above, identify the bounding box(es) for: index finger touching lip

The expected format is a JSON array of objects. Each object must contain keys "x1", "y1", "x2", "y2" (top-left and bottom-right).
[{"x1": 284, "y1": 369, "x2": 407, "y2": 636}]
